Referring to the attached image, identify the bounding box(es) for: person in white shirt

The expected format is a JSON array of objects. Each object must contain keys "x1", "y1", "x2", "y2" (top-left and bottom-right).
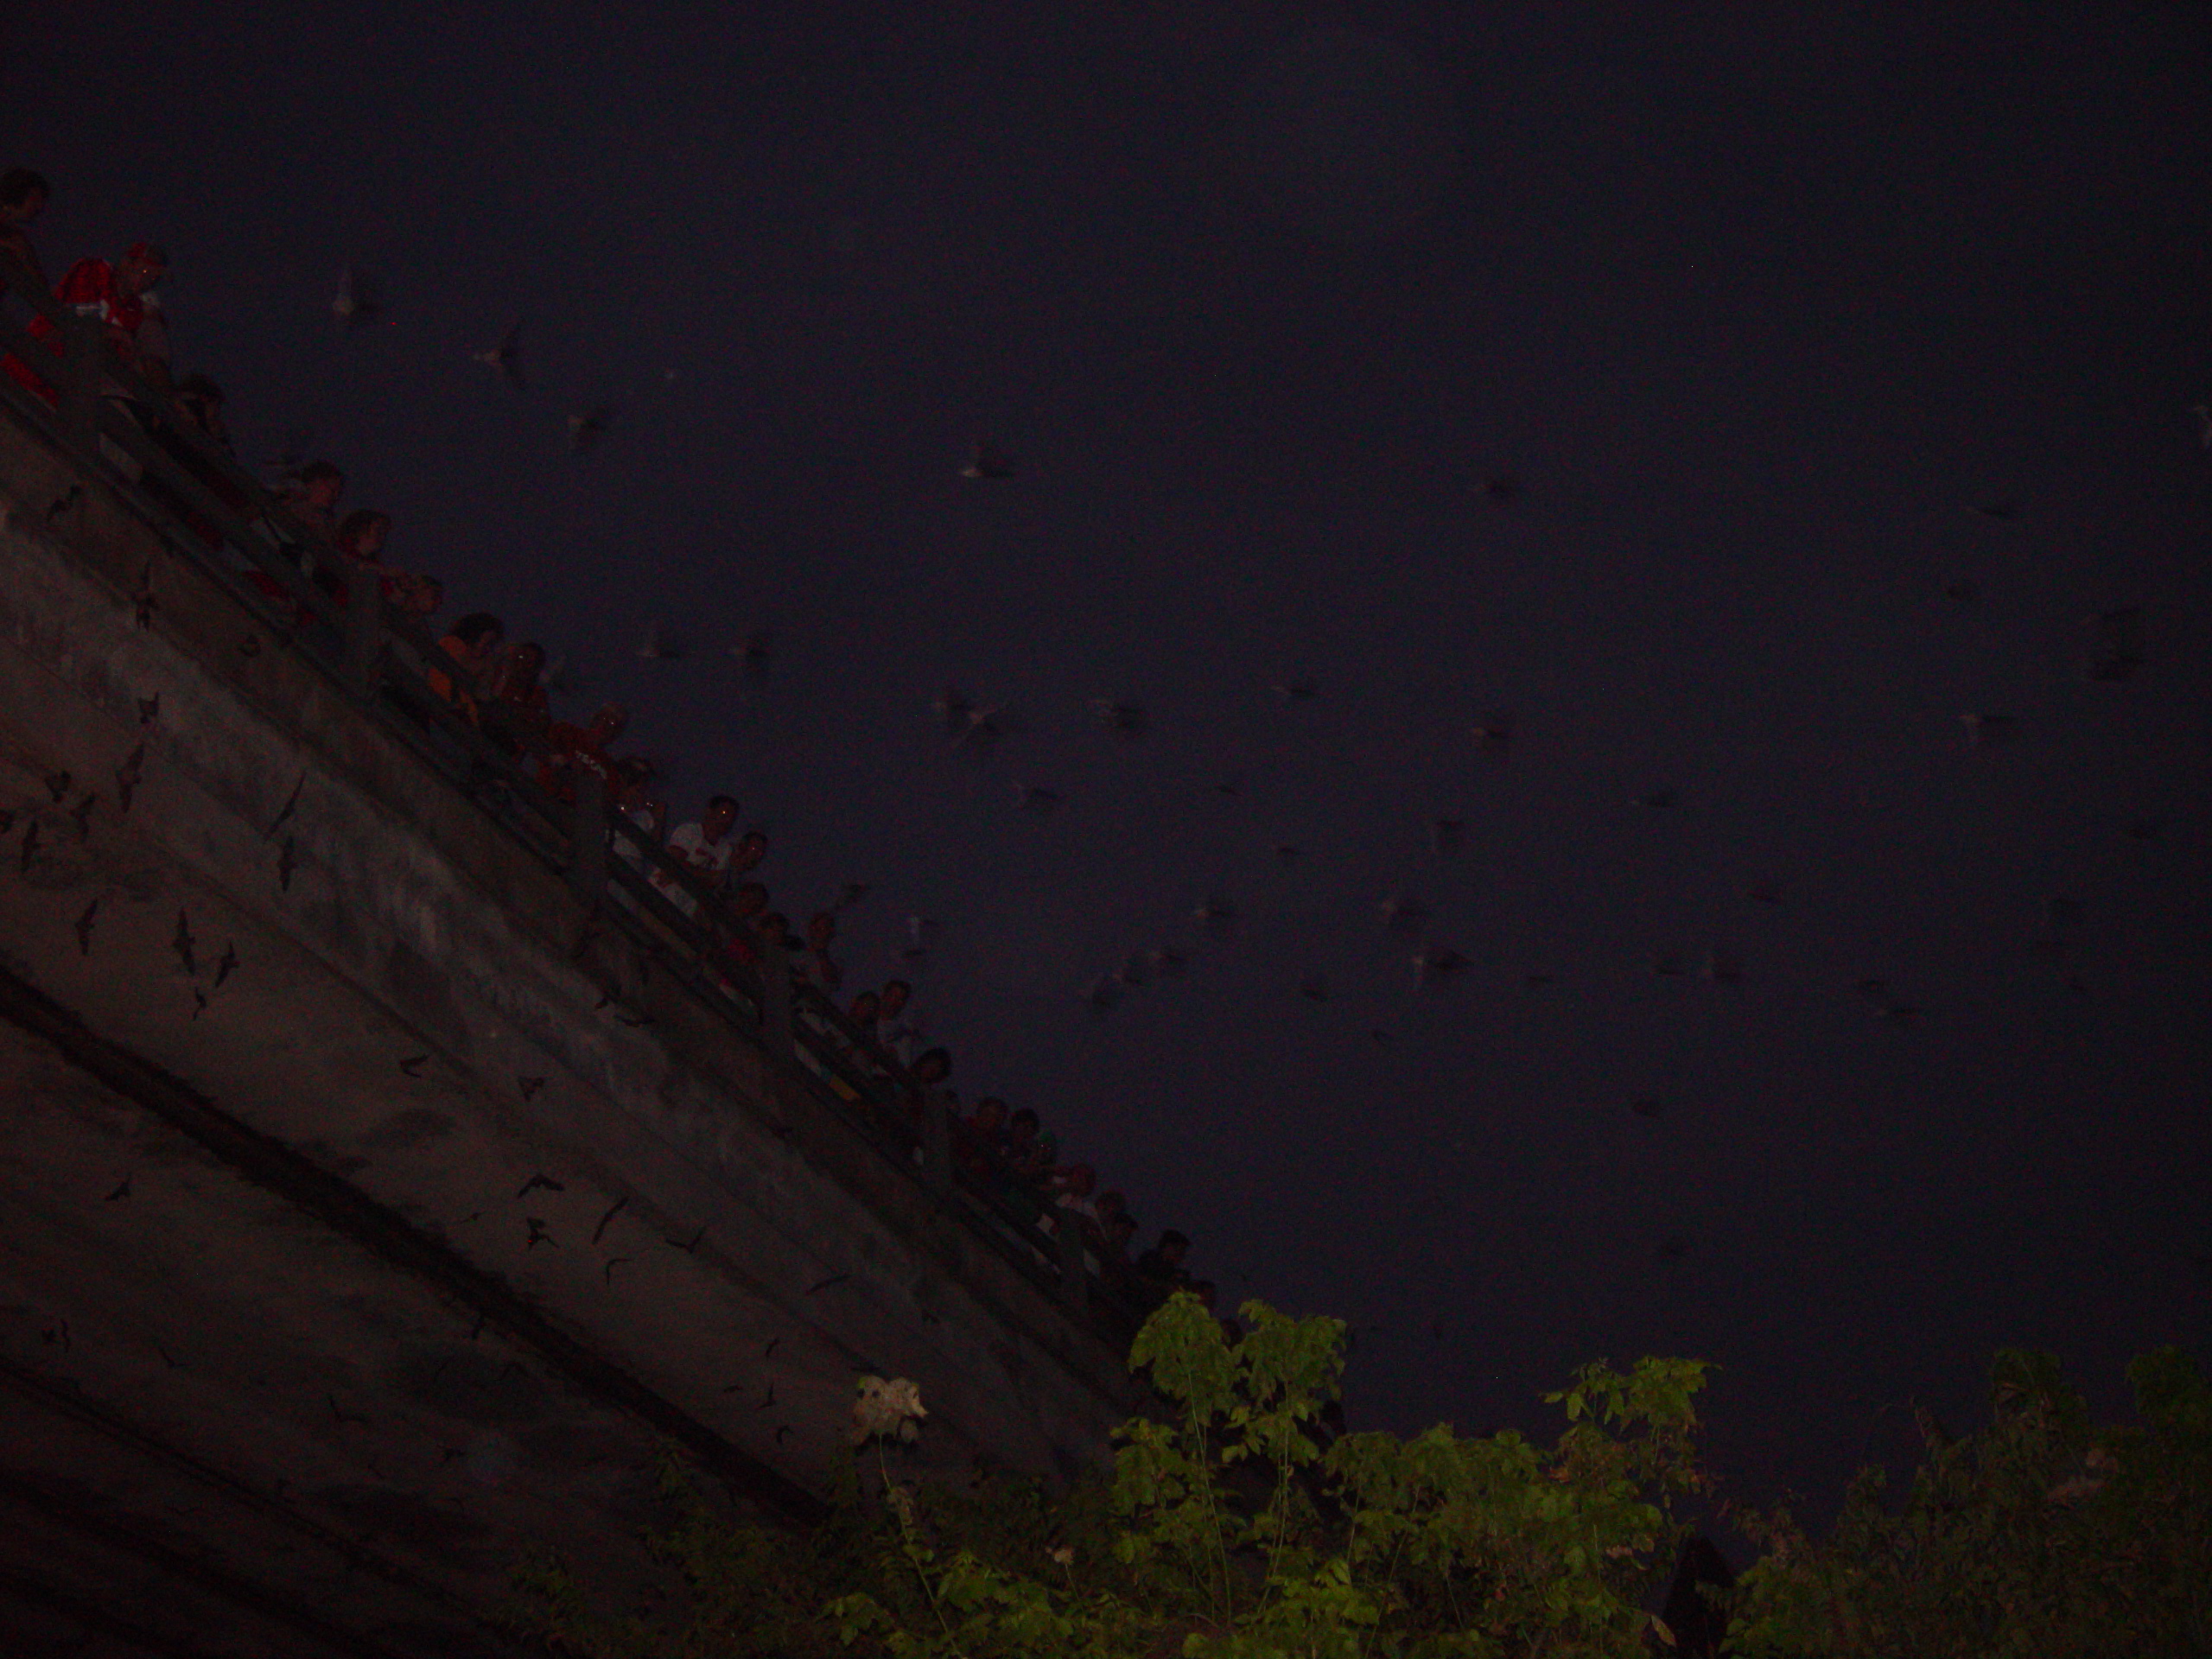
[
  {"x1": 607, "y1": 758, "x2": 668, "y2": 911},
  {"x1": 652, "y1": 794, "x2": 740, "y2": 918}
]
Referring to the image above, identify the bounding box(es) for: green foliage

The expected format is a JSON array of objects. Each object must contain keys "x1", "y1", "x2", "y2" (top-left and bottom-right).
[
  {"x1": 499, "y1": 1300, "x2": 2209, "y2": 1659},
  {"x1": 1726, "y1": 1345, "x2": 2212, "y2": 1659},
  {"x1": 503, "y1": 1294, "x2": 1705, "y2": 1658}
]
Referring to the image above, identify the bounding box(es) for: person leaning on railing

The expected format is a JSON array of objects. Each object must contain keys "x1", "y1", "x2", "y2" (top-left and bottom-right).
[
  {"x1": 795, "y1": 909, "x2": 842, "y2": 993},
  {"x1": 904, "y1": 1046, "x2": 952, "y2": 1128},
  {"x1": 274, "y1": 459, "x2": 345, "y2": 534},
  {"x1": 538, "y1": 703, "x2": 629, "y2": 807},
  {"x1": 476, "y1": 641, "x2": 554, "y2": 757},
  {"x1": 956, "y1": 1096, "x2": 1008, "y2": 1183},
  {"x1": 240, "y1": 461, "x2": 345, "y2": 620},
  {"x1": 5, "y1": 237, "x2": 167, "y2": 415},
  {"x1": 427, "y1": 612, "x2": 504, "y2": 715},
  {"x1": 145, "y1": 372, "x2": 249, "y2": 550},
  {"x1": 1130, "y1": 1229, "x2": 1192, "y2": 1311},
  {"x1": 872, "y1": 977, "x2": 918, "y2": 1065},
  {"x1": 652, "y1": 794, "x2": 742, "y2": 919}
]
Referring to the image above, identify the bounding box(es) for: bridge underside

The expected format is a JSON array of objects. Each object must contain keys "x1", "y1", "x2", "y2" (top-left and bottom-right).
[{"x1": 0, "y1": 988, "x2": 692, "y2": 1656}]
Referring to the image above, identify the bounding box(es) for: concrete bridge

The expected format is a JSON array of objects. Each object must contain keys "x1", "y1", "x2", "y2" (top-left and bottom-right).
[{"x1": 0, "y1": 273, "x2": 1137, "y2": 1656}]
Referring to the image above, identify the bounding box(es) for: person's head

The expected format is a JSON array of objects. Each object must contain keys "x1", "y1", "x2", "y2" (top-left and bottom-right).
[
  {"x1": 1157, "y1": 1230, "x2": 1190, "y2": 1267},
  {"x1": 334, "y1": 508, "x2": 389, "y2": 559},
  {"x1": 762, "y1": 911, "x2": 797, "y2": 946},
  {"x1": 615, "y1": 755, "x2": 657, "y2": 805},
  {"x1": 1062, "y1": 1161, "x2": 1096, "y2": 1197},
  {"x1": 1096, "y1": 1188, "x2": 1127, "y2": 1222},
  {"x1": 847, "y1": 989, "x2": 880, "y2": 1025},
  {"x1": 587, "y1": 703, "x2": 628, "y2": 744},
  {"x1": 733, "y1": 829, "x2": 768, "y2": 873},
  {"x1": 173, "y1": 373, "x2": 227, "y2": 438},
  {"x1": 878, "y1": 979, "x2": 910, "y2": 1019},
  {"x1": 1190, "y1": 1279, "x2": 1217, "y2": 1311},
  {"x1": 501, "y1": 640, "x2": 545, "y2": 689},
  {"x1": 806, "y1": 910, "x2": 836, "y2": 948},
  {"x1": 970, "y1": 1096, "x2": 1007, "y2": 1132},
  {"x1": 701, "y1": 794, "x2": 739, "y2": 841},
  {"x1": 0, "y1": 168, "x2": 48, "y2": 225},
  {"x1": 732, "y1": 880, "x2": 769, "y2": 918},
  {"x1": 1107, "y1": 1211, "x2": 1138, "y2": 1249},
  {"x1": 912, "y1": 1046, "x2": 952, "y2": 1086},
  {"x1": 115, "y1": 239, "x2": 167, "y2": 298},
  {"x1": 403, "y1": 575, "x2": 443, "y2": 619},
  {"x1": 297, "y1": 461, "x2": 345, "y2": 511},
  {"x1": 447, "y1": 612, "x2": 503, "y2": 658}
]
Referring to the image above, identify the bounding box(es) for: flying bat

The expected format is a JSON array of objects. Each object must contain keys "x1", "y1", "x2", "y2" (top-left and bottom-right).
[
  {"x1": 473, "y1": 321, "x2": 524, "y2": 387},
  {"x1": 333, "y1": 265, "x2": 381, "y2": 328},
  {"x1": 960, "y1": 439, "x2": 1014, "y2": 480},
  {"x1": 569, "y1": 404, "x2": 614, "y2": 453},
  {"x1": 1090, "y1": 699, "x2": 1147, "y2": 737}
]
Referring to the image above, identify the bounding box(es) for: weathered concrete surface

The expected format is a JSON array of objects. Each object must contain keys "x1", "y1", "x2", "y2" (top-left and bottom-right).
[{"x1": 0, "y1": 415, "x2": 1131, "y2": 1652}]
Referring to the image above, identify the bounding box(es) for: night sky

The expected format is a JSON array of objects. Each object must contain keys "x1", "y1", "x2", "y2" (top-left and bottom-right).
[{"x1": 9, "y1": 4, "x2": 2208, "y2": 1534}]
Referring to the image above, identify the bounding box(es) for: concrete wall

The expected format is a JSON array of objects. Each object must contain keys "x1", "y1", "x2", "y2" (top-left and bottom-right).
[{"x1": 0, "y1": 410, "x2": 1134, "y2": 1653}]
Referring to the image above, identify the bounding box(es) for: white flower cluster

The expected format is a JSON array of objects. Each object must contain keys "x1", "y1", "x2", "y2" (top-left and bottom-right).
[{"x1": 850, "y1": 1375, "x2": 927, "y2": 1446}]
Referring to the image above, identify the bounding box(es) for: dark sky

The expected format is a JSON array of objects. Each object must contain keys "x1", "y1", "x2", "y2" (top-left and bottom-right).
[{"x1": 10, "y1": 3, "x2": 2208, "y2": 1531}]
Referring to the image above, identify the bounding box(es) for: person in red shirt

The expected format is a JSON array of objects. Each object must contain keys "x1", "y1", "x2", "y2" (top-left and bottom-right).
[
  {"x1": 60, "y1": 242, "x2": 167, "y2": 365},
  {"x1": 7, "y1": 241, "x2": 170, "y2": 405},
  {"x1": 538, "y1": 703, "x2": 629, "y2": 806}
]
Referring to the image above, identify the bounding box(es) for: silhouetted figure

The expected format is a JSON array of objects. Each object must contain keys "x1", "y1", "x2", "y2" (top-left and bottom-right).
[
  {"x1": 0, "y1": 167, "x2": 52, "y2": 286},
  {"x1": 1659, "y1": 1535, "x2": 1734, "y2": 1657}
]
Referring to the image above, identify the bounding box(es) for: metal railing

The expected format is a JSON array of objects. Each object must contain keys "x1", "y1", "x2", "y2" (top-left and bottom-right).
[{"x1": 0, "y1": 255, "x2": 1143, "y2": 1339}]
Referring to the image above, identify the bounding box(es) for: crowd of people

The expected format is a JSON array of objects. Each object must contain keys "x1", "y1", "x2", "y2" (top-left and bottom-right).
[{"x1": 0, "y1": 165, "x2": 1217, "y2": 1325}]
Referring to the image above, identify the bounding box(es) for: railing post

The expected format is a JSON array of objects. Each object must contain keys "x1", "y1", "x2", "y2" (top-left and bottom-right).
[
  {"x1": 1055, "y1": 1209, "x2": 1088, "y2": 1314},
  {"x1": 759, "y1": 937, "x2": 794, "y2": 1060},
  {"x1": 568, "y1": 775, "x2": 607, "y2": 910},
  {"x1": 59, "y1": 317, "x2": 101, "y2": 448},
  {"x1": 345, "y1": 574, "x2": 385, "y2": 690}
]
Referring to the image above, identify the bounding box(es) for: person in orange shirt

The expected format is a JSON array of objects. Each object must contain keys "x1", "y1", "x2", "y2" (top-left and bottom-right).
[{"x1": 427, "y1": 613, "x2": 504, "y2": 713}]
